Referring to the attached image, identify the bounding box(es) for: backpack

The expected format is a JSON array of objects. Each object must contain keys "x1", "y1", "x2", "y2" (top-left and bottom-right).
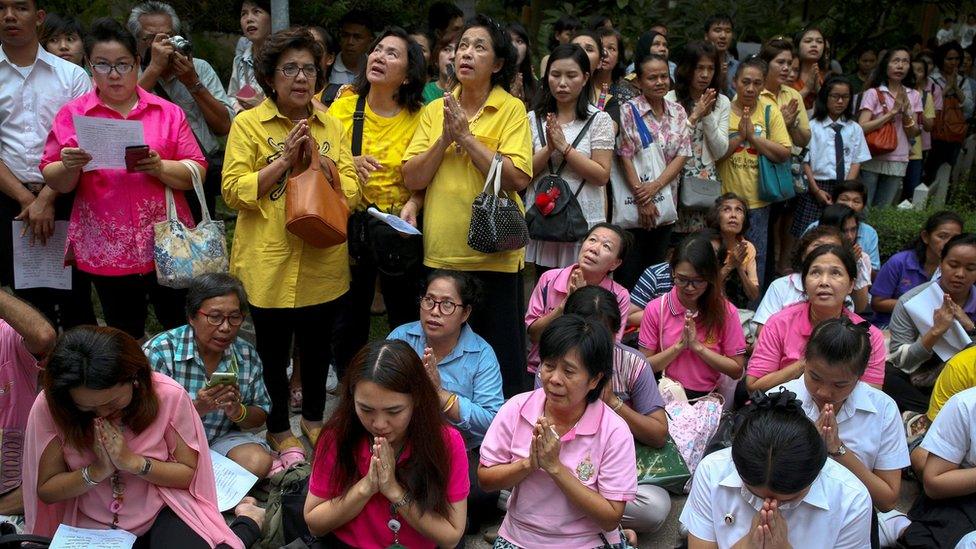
[
  {"x1": 934, "y1": 90, "x2": 968, "y2": 143},
  {"x1": 257, "y1": 462, "x2": 312, "y2": 549}
]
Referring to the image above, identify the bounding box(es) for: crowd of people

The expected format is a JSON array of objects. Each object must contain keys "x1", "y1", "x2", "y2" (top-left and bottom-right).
[{"x1": 2, "y1": 0, "x2": 976, "y2": 547}]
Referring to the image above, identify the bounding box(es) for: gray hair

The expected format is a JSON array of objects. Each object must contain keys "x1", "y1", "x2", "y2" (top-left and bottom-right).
[
  {"x1": 127, "y1": 1, "x2": 183, "y2": 37},
  {"x1": 185, "y1": 273, "x2": 248, "y2": 319}
]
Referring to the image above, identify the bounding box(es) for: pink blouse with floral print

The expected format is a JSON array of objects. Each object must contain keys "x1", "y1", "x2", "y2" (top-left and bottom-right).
[
  {"x1": 617, "y1": 94, "x2": 692, "y2": 198},
  {"x1": 40, "y1": 88, "x2": 206, "y2": 276}
]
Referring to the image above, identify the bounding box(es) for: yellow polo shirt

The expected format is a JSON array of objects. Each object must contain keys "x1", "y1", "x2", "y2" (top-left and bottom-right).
[
  {"x1": 760, "y1": 86, "x2": 810, "y2": 135},
  {"x1": 717, "y1": 96, "x2": 793, "y2": 209},
  {"x1": 222, "y1": 98, "x2": 356, "y2": 309},
  {"x1": 927, "y1": 346, "x2": 976, "y2": 421},
  {"x1": 329, "y1": 94, "x2": 422, "y2": 212},
  {"x1": 403, "y1": 85, "x2": 533, "y2": 273}
]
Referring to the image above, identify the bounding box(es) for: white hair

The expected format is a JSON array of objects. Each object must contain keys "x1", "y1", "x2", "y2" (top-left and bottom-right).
[{"x1": 127, "y1": 1, "x2": 183, "y2": 37}]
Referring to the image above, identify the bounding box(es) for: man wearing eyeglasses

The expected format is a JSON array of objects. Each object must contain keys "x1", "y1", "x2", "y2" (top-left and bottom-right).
[
  {"x1": 127, "y1": 1, "x2": 234, "y2": 222},
  {"x1": 0, "y1": 0, "x2": 94, "y2": 332},
  {"x1": 143, "y1": 273, "x2": 278, "y2": 480}
]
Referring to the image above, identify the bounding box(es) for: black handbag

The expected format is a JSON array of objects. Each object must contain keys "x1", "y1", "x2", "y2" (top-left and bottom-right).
[
  {"x1": 467, "y1": 152, "x2": 529, "y2": 254},
  {"x1": 524, "y1": 114, "x2": 596, "y2": 242}
]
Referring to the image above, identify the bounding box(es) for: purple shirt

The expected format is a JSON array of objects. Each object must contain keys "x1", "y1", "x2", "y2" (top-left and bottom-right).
[{"x1": 870, "y1": 250, "x2": 932, "y2": 327}]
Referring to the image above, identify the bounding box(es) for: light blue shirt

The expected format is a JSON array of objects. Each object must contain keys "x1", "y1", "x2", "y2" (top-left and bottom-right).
[
  {"x1": 388, "y1": 322, "x2": 504, "y2": 450},
  {"x1": 806, "y1": 220, "x2": 881, "y2": 270}
]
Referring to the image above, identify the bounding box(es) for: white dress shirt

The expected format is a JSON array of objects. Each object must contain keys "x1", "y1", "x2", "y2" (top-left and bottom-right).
[
  {"x1": 922, "y1": 385, "x2": 976, "y2": 469},
  {"x1": 0, "y1": 45, "x2": 91, "y2": 184},
  {"x1": 804, "y1": 117, "x2": 871, "y2": 181},
  {"x1": 680, "y1": 447, "x2": 873, "y2": 548},
  {"x1": 328, "y1": 54, "x2": 357, "y2": 86},
  {"x1": 778, "y1": 378, "x2": 910, "y2": 472}
]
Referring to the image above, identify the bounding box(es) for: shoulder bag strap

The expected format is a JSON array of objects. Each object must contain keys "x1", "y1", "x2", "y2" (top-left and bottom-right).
[
  {"x1": 535, "y1": 113, "x2": 557, "y2": 175},
  {"x1": 351, "y1": 94, "x2": 367, "y2": 157},
  {"x1": 553, "y1": 113, "x2": 598, "y2": 176}
]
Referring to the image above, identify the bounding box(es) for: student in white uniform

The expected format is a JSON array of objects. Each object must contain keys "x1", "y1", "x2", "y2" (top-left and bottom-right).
[
  {"x1": 774, "y1": 317, "x2": 911, "y2": 547},
  {"x1": 680, "y1": 389, "x2": 872, "y2": 548}
]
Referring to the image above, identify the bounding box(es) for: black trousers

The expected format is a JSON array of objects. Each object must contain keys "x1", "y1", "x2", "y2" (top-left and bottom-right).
[
  {"x1": 132, "y1": 506, "x2": 260, "y2": 549},
  {"x1": 466, "y1": 446, "x2": 499, "y2": 533},
  {"x1": 251, "y1": 299, "x2": 342, "y2": 433},
  {"x1": 614, "y1": 226, "x2": 674, "y2": 291},
  {"x1": 464, "y1": 270, "x2": 530, "y2": 398},
  {"x1": 882, "y1": 363, "x2": 931, "y2": 414},
  {"x1": 332, "y1": 256, "x2": 422, "y2": 379},
  {"x1": 90, "y1": 272, "x2": 187, "y2": 339}
]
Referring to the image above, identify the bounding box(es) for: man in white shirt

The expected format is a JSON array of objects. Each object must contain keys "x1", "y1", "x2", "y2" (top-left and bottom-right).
[
  {"x1": 961, "y1": 14, "x2": 976, "y2": 49},
  {"x1": 128, "y1": 1, "x2": 234, "y2": 220},
  {"x1": 329, "y1": 10, "x2": 375, "y2": 86},
  {"x1": 0, "y1": 0, "x2": 93, "y2": 330}
]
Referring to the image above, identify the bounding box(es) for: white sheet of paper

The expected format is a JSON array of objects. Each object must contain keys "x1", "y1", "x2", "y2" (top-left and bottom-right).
[
  {"x1": 50, "y1": 524, "x2": 136, "y2": 549},
  {"x1": 11, "y1": 220, "x2": 71, "y2": 290},
  {"x1": 210, "y1": 449, "x2": 259, "y2": 511},
  {"x1": 72, "y1": 115, "x2": 145, "y2": 171},
  {"x1": 904, "y1": 282, "x2": 973, "y2": 361},
  {"x1": 367, "y1": 207, "x2": 422, "y2": 235}
]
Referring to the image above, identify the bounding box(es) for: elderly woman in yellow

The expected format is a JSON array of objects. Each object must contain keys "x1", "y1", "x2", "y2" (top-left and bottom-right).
[
  {"x1": 330, "y1": 26, "x2": 428, "y2": 379},
  {"x1": 402, "y1": 14, "x2": 533, "y2": 399},
  {"x1": 221, "y1": 27, "x2": 356, "y2": 456}
]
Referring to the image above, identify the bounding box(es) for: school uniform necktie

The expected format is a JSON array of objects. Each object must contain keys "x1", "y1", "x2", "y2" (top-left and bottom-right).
[{"x1": 831, "y1": 122, "x2": 845, "y2": 181}]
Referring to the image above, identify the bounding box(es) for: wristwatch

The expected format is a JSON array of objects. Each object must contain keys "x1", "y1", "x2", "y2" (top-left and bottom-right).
[{"x1": 828, "y1": 445, "x2": 847, "y2": 457}]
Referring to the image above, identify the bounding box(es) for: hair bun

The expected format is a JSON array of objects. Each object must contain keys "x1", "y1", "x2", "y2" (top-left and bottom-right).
[{"x1": 748, "y1": 388, "x2": 803, "y2": 415}]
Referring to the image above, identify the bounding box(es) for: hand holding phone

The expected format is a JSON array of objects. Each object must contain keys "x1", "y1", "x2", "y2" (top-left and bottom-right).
[
  {"x1": 206, "y1": 371, "x2": 239, "y2": 387},
  {"x1": 124, "y1": 145, "x2": 150, "y2": 173}
]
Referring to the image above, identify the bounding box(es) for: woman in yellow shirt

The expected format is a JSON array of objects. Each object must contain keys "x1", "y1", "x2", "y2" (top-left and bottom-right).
[
  {"x1": 717, "y1": 57, "x2": 792, "y2": 291},
  {"x1": 402, "y1": 14, "x2": 533, "y2": 398},
  {"x1": 330, "y1": 27, "x2": 427, "y2": 378},
  {"x1": 222, "y1": 28, "x2": 356, "y2": 454}
]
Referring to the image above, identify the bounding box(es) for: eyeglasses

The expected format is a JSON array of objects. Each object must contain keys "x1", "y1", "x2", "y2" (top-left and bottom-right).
[
  {"x1": 277, "y1": 63, "x2": 318, "y2": 78},
  {"x1": 673, "y1": 274, "x2": 708, "y2": 289},
  {"x1": 91, "y1": 62, "x2": 136, "y2": 76},
  {"x1": 828, "y1": 93, "x2": 851, "y2": 102},
  {"x1": 420, "y1": 296, "x2": 462, "y2": 315},
  {"x1": 197, "y1": 310, "x2": 245, "y2": 326}
]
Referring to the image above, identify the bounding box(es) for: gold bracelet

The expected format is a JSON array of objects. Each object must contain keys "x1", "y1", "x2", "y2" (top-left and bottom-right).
[
  {"x1": 231, "y1": 403, "x2": 247, "y2": 423},
  {"x1": 611, "y1": 397, "x2": 625, "y2": 413},
  {"x1": 442, "y1": 393, "x2": 458, "y2": 413}
]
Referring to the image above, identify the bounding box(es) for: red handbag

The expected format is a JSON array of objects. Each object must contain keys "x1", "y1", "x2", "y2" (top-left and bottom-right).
[{"x1": 865, "y1": 89, "x2": 898, "y2": 157}]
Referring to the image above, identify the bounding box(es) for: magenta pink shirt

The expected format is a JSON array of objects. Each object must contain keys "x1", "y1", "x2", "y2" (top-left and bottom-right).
[
  {"x1": 308, "y1": 426, "x2": 469, "y2": 549},
  {"x1": 0, "y1": 321, "x2": 39, "y2": 493},
  {"x1": 637, "y1": 288, "x2": 747, "y2": 392},
  {"x1": 747, "y1": 302, "x2": 886, "y2": 385},
  {"x1": 23, "y1": 373, "x2": 242, "y2": 548},
  {"x1": 39, "y1": 87, "x2": 205, "y2": 276},
  {"x1": 858, "y1": 86, "x2": 923, "y2": 163},
  {"x1": 525, "y1": 265, "x2": 630, "y2": 372},
  {"x1": 480, "y1": 388, "x2": 637, "y2": 548}
]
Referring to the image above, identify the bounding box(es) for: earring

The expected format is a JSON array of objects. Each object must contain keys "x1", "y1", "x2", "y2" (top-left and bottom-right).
[{"x1": 132, "y1": 380, "x2": 140, "y2": 388}]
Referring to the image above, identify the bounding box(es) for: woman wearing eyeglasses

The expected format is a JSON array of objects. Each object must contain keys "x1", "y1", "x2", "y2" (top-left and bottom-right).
[
  {"x1": 40, "y1": 19, "x2": 206, "y2": 340},
  {"x1": 387, "y1": 269, "x2": 504, "y2": 531},
  {"x1": 638, "y1": 236, "x2": 746, "y2": 399},
  {"x1": 221, "y1": 27, "x2": 357, "y2": 456},
  {"x1": 143, "y1": 273, "x2": 279, "y2": 480}
]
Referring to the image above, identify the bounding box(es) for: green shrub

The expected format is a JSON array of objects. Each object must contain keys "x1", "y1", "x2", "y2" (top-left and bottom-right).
[{"x1": 866, "y1": 205, "x2": 974, "y2": 261}]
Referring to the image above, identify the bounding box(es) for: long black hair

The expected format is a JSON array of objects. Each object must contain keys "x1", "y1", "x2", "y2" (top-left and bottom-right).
[
  {"x1": 507, "y1": 22, "x2": 537, "y2": 101},
  {"x1": 532, "y1": 43, "x2": 592, "y2": 121},
  {"x1": 907, "y1": 210, "x2": 965, "y2": 264},
  {"x1": 732, "y1": 389, "x2": 827, "y2": 493},
  {"x1": 674, "y1": 41, "x2": 722, "y2": 114},
  {"x1": 868, "y1": 46, "x2": 916, "y2": 89},
  {"x1": 813, "y1": 76, "x2": 854, "y2": 121},
  {"x1": 352, "y1": 26, "x2": 427, "y2": 113}
]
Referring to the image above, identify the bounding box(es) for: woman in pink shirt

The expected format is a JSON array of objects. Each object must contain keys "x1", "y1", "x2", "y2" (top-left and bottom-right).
[
  {"x1": 525, "y1": 223, "x2": 632, "y2": 373},
  {"x1": 23, "y1": 326, "x2": 263, "y2": 547},
  {"x1": 304, "y1": 339, "x2": 468, "y2": 549},
  {"x1": 480, "y1": 314, "x2": 637, "y2": 549},
  {"x1": 746, "y1": 244, "x2": 887, "y2": 392},
  {"x1": 639, "y1": 236, "x2": 747, "y2": 399},
  {"x1": 40, "y1": 19, "x2": 206, "y2": 339}
]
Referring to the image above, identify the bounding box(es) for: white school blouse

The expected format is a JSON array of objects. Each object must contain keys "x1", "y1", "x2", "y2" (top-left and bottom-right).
[
  {"x1": 680, "y1": 448, "x2": 872, "y2": 548},
  {"x1": 922, "y1": 385, "x2": 976, "y2": 469}
]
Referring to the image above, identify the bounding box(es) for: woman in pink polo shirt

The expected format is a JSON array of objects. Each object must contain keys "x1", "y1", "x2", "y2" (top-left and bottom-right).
[
  {"x1": 480, "y1": 314, "x2": 637, "y2": 549},
  {"x1": 525, "y1": 223, "x2": 632, "y2": 373},
  {"x1": 746, "y1": 243, "x2": 887, "y2": 392},
  {"x1": 304, "y1": 339, "x2": 468, "y2": 549},
  {"x1": 639, "y1": 236, "x2": 747, "y2": 399}
]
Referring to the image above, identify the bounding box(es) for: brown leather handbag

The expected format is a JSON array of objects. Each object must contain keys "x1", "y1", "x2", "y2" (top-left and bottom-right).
[{"x1": 285, "y1": 143, "x2": 348, "y2": 248}]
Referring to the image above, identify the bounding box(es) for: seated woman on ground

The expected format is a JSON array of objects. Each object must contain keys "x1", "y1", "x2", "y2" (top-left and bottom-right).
[
  {"x1": 480, "y1": 315, "x2": 637, "y2": 549},
  {"x1": 143, "y1": 273, "x2": 278, "y2": 479},
  {"x1": 303, "y1": 339, "x2": 468, "y2": 549},
  {"x1": 539, "y1": 285, "x2": 670, "y2": 538},
  {"x1": 746, "y1": 243, "x2": 887, "y2": 392},
  {"x1": 886, "y1": 233, "x2": 976, "y2": 415},
  {"x1": 525, "y1": 223, "x2": 632, "y2": 374},
  {"x1": 815, "y1": 204, "x2": 873, "y2": 313},
  {"x1": 639, "y1": 236, "x2": 747, "y2": 400},
  {"x1": 680, "y1": 389, "x2": 873, "y2": 548},
  {"x1": 772, "y1": 317, "x2": 911, "y2": 547},
  {"x1": 705, "y1": 193, "x2": 759, "y2": 308},
  {"x1": 24, "y1": 326, "x2": 264, "y2": 548}
]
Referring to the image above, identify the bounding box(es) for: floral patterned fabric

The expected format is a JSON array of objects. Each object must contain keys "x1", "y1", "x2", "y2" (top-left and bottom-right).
[
  {"x1": 617, "y1": 95, "x2": 692, "y2": 203},
  {"x1": 675, "y1": 122, "x2": 717, "y2": 234}
]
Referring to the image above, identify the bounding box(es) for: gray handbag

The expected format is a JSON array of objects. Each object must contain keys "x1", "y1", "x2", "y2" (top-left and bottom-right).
[{"x1": 679, "y1": 175, "x2": 721, "y2": 210}]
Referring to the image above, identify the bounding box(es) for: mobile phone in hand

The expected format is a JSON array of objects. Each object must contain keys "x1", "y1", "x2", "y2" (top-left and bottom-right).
[{"x1": 124, "y1": 145, "x2": 150, "y2": 173}]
